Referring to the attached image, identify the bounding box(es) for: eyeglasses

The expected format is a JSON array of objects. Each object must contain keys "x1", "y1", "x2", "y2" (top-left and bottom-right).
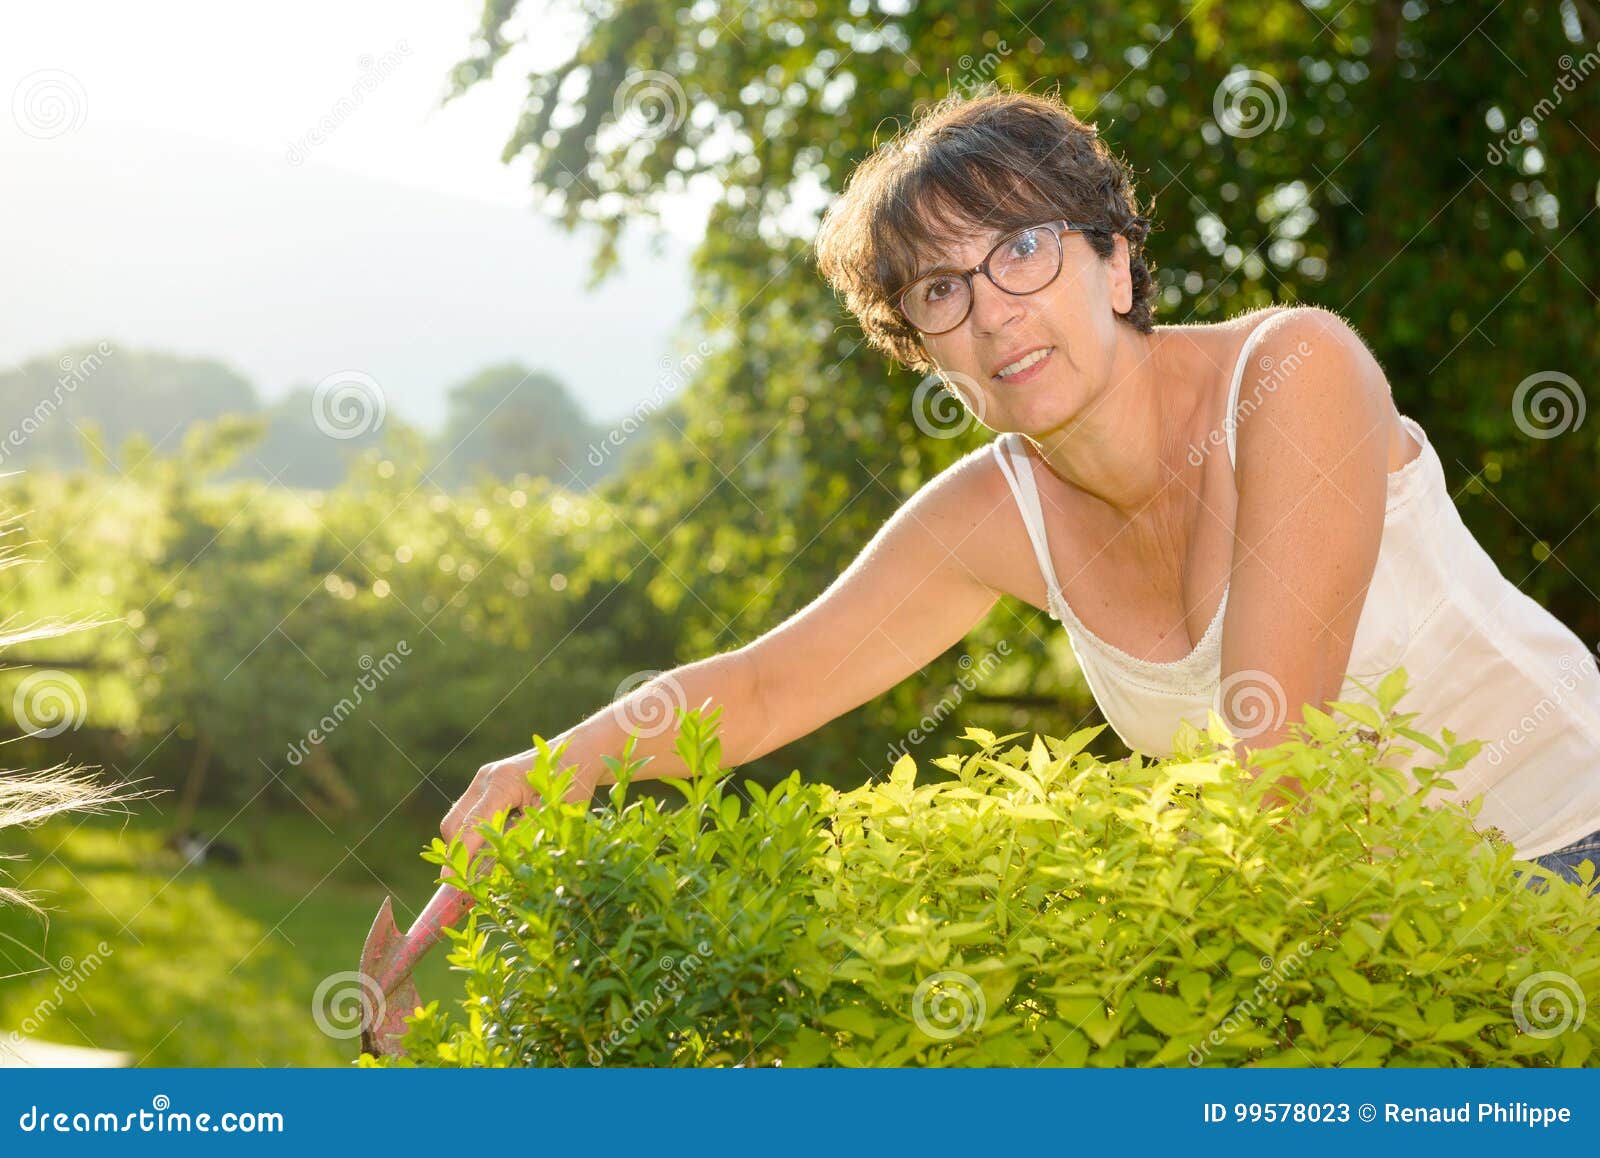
[{"x1": 894, "y1": 219, "x2": 1110, "y2": 336}]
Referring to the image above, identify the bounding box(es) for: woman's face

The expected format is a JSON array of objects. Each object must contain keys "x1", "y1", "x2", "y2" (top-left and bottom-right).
[{"x1": 916, "y1": 222, "x2": 1134, "y2": 438}]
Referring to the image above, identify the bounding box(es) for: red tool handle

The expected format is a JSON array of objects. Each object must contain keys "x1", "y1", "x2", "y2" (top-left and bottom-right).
[
  {"x1": 365, "y1": 807, "x2": 526, "y2": 1003},
  {"x1": 372, "y1": 881, "x2": 474, "y2": 997}
]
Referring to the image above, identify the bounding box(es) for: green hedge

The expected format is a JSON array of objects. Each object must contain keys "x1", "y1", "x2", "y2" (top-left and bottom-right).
[{"x1": 369, "y1": 672, "x2": 1600, "y2": 1067}]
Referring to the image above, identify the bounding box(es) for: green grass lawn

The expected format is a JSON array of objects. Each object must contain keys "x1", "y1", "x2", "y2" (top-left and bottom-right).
[{"x1": 0, "y1": 802, "x2": 458, "y2": 1066}]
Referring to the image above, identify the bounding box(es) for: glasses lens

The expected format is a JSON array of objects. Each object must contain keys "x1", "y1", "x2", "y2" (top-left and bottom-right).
[
  {"x1": 991, "y1": 225, "x2": 1062, "y2": 294},
  {"x1": 902, "y1": 273, "x2": 970, "y2": 334}
]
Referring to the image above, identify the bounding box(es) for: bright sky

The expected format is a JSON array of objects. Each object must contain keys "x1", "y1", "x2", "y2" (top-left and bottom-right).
[
  {"x1": 3, "y1": 0, "x2": 709, "y2": 237},
  {"x1": 2, "y1": 0, "x2": 719, "y2": 426}
]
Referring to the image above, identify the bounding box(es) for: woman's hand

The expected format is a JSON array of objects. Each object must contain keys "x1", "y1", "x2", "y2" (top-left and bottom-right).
[{"x1": 439, "y1": 747, "x2": 599, "y2": 876}]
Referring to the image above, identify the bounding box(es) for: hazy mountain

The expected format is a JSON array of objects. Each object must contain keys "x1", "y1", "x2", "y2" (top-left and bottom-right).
[
  {"x1": 0, "y1": 122, "x2": 699, "y2": 431},
  {"x1": 0, "y1": 342, "x2": 613, "y2": 491}
]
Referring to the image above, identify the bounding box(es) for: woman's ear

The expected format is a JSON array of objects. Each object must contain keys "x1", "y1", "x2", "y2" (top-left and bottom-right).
[{"x1": 1107, "y1": 232, "x2": 1134, "y2": 316}]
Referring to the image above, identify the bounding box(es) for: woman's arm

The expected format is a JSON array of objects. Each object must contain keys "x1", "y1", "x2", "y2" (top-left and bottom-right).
[
  {"x1": 441, "y1": 448, "x2": 1005, "y2": 857},
  {"x1": 1220, "y1": 306, "x2": 1396, "y2": 805}
]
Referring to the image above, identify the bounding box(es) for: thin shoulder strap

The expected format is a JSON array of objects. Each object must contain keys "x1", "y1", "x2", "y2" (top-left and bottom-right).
[
  {"x1": 1224, "y1": 309, "x2": 1289, "y2": 469},
  {"x1": 990, "y1": 433, "x2": 1066, "y2": 616}
]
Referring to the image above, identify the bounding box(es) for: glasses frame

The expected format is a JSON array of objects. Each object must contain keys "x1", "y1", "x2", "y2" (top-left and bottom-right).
[{"x1": 894, "y1": 219, "x2": 1112, "y2": 337}]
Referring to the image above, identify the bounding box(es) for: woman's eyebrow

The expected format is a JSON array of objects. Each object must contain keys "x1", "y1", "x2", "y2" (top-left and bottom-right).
[
  {"x1": 911, "y1": 255, "x2": 956, "y2": 280},
  {"x1": 910, "y1": 226, "x2": 1009, "y2": 280}
]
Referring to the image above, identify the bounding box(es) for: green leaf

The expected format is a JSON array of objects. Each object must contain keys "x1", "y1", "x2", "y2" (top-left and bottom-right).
[
  {"x1": 820, "y1": 1007, "x2": 879, "y2": 1038},
  {"x1": 781, "y1": 1027, "x2": 835, "y2": 1067},
  {"x1": 1204, "y1": 708, "x2": 1236, "y2": 747},
  {"x1": 1393, "y1": 726, "x2": 1446, "y2": 756},
  {"x1": 1561, "y1": 1033, "x2": 1592, "y2": 1068},
  {"x1": 1007, "y1": 802, "x2": 1061, "y2": 822},
  {"x1": 1176, "y1": 971, "x2": 1210, "y2": 1006},
  {"x1": 1326, "y1": 700, "x2": 1383, "y2": 729},
  {"x1": 1329, "y1": 966, "x2": 1373, "y2": 1005},
  {"x1": 1299, "y1": 705, "x2": 1339, "y2": 740},
  {"x1": 1377, "y1": 668, "x2": 1409, "y2": 714},
  {"x1": 1134, "y1": 992, "x2": 1200, "y2": 1036},
  {"x1": 1028, "y1": 734, "x2": 1052, "y2": 777},
  {"x1": 1295, "y1": 1003, "x2": 1327, "y2": 1047},
  {"x1": 1043, "y1": 724, "x2": 1106, "y2": 764},
  {"x1": 1429, "y1": 1014, "x2": 1498, "y2": 1042}
]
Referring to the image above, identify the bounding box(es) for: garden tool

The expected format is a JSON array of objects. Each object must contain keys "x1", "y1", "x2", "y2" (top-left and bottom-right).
[
  {"x1": 359, "y1": 805, "x2": 525, "y2": 1056},
  {"x1": 358, "y1": 882, "x2": 472, "y2": 1057}
]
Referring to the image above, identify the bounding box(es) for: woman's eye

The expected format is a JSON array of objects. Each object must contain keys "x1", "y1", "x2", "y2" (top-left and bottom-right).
[
  {"x1": 922, "y1": 277, "x2": 955, "y2": 301},
  {"x1": 1008, "y1": 232, "x2": 1041, "y2": 259}
]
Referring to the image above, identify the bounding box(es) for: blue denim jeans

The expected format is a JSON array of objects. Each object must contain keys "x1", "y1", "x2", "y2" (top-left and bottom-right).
[{"x1": 1519, "y1": 826, "x2": 1600, "y2": 894}]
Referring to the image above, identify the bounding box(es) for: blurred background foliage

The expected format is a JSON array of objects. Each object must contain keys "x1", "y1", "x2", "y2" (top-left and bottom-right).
[{"x1": 3, "y1": 0, "x2": 1598, "y2": 1065}]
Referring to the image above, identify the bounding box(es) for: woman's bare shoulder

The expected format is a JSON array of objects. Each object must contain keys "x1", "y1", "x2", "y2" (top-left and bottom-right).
[
  {"x1": 1230, "y1": 305, "x2": 1401, "y2": 473},
  {"x1": 903, "y1": 438, "x2": 1058, "y2": 608}
]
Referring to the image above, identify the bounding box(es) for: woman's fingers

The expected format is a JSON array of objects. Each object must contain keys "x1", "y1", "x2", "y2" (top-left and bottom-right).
[
  {"x1": 440, "y1": 761, "x2": 534, "y2": 880},
  {"x1": 443, "y1": 760, "x2": 518, "y2": 837},
  {"x1": 436, "y1": 747, "x2": 597, "y2": 883}
]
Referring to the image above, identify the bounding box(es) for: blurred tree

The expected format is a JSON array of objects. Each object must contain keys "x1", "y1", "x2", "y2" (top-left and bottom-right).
[
  {"x1": 0, "y1": 416, "x2": 654, "y2": 824},
  {"x1": 240, "y1": 386, "x2": 389, "y2": 490},
  {"x1": 430, "y1": 363, "x2": 602, "y2": 488},
  {"x1": 0, "y1": 345, "x2": 257, "y2": 471},
  {"x1": 2, "y1": 345, "x2": 609, "y2": 492}
]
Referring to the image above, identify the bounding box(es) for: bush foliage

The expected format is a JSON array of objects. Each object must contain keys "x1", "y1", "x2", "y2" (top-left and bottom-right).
[{"x1": 373, "y1": 671, "x2": 1600, "y2": 1068}]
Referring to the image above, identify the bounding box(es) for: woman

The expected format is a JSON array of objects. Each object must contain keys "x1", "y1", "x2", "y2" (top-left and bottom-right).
[{"x1": 442, "y1": 88, "x2": 1600, "y2": 889}]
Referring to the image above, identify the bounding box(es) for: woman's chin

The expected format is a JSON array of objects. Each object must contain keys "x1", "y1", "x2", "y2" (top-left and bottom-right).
[{"x1": 992, "y1": 394, "x2": 1074, "y2": 438}]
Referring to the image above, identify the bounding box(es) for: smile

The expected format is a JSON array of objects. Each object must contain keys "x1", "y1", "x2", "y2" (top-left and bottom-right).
[{"x1": 993, "y1": 346, "x2": 1054, "y2": 382}]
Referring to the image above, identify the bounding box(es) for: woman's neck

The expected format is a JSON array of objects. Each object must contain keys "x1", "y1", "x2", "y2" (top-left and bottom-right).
[{"x1": 1026, "y1": 323, "x2": 1213, "y2": 519}]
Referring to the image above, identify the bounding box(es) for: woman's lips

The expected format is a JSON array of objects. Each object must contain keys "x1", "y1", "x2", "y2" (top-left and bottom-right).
[{"x1": 993, "y1": 346, "x2": 1054, "y2": 385}]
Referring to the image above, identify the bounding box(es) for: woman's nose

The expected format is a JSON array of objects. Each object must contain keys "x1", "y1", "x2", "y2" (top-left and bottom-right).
[{"x1": 968, "y1": 273, "x2": 1023, "y2": 334}]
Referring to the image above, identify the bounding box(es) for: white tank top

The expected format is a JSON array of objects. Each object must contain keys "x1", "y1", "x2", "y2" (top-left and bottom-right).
[{"x1": 991, "y1": 315, "x2": 1600, "y2": 859}]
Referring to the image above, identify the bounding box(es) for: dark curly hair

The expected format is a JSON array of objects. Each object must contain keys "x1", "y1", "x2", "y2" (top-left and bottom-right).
[{"x1": 814, "y1": 86, "x2": 1158, "y2": 372}]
